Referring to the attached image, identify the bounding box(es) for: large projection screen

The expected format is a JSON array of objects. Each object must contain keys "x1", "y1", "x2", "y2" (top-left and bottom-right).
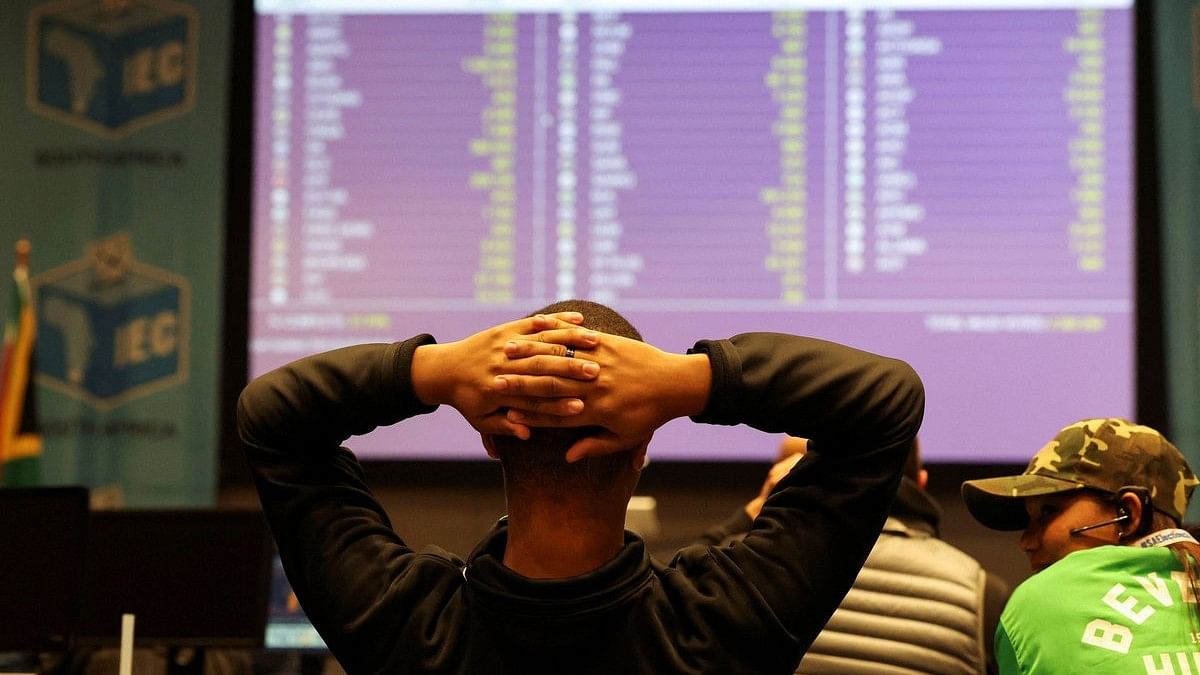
[{"x1": 250, "y1": 0, "x2": 1133, "y2": 463}]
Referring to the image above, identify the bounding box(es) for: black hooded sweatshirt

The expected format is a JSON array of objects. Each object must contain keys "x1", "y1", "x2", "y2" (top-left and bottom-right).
[{"x1": 237, "y1": 332, "x2": 924, "y2": 675}]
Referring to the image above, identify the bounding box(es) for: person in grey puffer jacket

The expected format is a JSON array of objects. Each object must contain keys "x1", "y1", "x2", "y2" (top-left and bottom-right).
[{"x1": 701, "y1": 437, "x2": 1009, "y2": 675}]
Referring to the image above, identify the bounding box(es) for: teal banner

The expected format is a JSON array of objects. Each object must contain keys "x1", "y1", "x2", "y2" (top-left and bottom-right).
[
  {"x1": 0, "y1": 0, "x2": 230, "y2": 506},
  {"x1": 1153, "y1": 3, "x2": 1200, "y2": 517}
]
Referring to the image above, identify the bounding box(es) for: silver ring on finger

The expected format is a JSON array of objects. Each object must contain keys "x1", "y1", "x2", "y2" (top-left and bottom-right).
[{"x1": 564, "y1": 347, "x2": 576, "y2": 358}]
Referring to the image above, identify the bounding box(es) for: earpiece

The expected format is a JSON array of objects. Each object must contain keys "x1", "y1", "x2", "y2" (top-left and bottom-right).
[
  {"x1": 1069, "y1": 487, "x2": 1153, "y2": 537},
  {"x1": 1115, "y1": 507, "x2": 1130, "y2": 536},
  {"x1": 1070, "y1": 510, "x2": 1130, "y2": 536}
]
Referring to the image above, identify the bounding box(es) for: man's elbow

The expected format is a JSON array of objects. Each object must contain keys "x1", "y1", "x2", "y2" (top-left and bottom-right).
[
  {"x1": 883, "y1": 357, "x2": 925, "y2": 441},
  {"x1": 235, "y1": 384, "x2": 263, "y2": 448},
  {"x1": 236, "y1": 373, "x2": 285, "y2": 449}
]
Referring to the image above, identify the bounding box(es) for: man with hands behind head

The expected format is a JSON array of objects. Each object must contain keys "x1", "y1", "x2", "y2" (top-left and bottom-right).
[{"x1": 238, "y1": 300, "x2": 924, "y2": 675}]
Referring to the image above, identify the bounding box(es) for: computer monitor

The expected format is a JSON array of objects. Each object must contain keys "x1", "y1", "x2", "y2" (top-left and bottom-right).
[
  {"x1": 263, "y1": 554, "x2": 327, "y2": 651},
  {"x1": 75, "y1": 509, "x2": 273, "y2": 647},
  {"x1": 0, "y1": 487, "x2": 88, "y2": 651}
]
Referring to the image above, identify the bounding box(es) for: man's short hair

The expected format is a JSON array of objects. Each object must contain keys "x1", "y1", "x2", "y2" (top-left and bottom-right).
[{"x1": 491, "y1": 300, "x2": 642, "y2": 494}]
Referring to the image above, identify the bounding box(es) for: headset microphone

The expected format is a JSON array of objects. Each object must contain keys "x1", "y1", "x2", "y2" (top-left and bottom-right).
[
  {"x1": 1069, "y1": 509, "x2": 1130, "y2": 536},
  {"x1": 1067, "y1": 486, "x2": 1153, "y2": 536}
]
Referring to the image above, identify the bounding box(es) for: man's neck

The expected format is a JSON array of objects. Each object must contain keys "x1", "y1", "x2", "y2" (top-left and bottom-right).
[{"x1": 502, "y1": 498, "x2": 627, "y2": 579}]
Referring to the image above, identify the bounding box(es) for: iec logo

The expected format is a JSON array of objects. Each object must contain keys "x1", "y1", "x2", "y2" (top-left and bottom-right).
[
  {"x1": 26, "y1": 0, "x2": 198, "y2": 138},
  {"x1": 34, "y1": 233, "x2": 191, "y2": 410}
]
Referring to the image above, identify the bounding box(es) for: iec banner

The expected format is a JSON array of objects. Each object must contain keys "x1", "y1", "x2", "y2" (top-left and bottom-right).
[{"x1": 0, "y1": 0, "x2": 230, "y2": 506}]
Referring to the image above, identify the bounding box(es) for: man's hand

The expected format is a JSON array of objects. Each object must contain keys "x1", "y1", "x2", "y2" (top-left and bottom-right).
[
  {"x1": 499, "y1": 332, "x2": 712, "y2": 462},
  {"x1": 744, "y1": 452, "x2": 805, "y2": 520},
  {"x1": 411, "y1": 313, "x2": 603, "y2": 439}
]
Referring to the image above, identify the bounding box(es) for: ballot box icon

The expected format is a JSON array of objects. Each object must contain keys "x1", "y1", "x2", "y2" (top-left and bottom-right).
[
  {"x1": 26, "y1": 0, "x2": 198, "y2": 137},
  {"x1": 35, "y1": 234, "x2": 190, "y2": 410}
]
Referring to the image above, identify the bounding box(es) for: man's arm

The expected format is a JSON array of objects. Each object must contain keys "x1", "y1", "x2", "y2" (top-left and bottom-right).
[
  {"x1": 696, "y1": 452, "x2": 805, "y2": 546},
  {"x1": 696, "y1": 508, "x2": 753, "y2": 547},
  {"x1": 237, "y1": 338, "x2": 439, "y2": 669},
  {"x1": 691, "y1": 333, "x2": 922, "y2": 651}
]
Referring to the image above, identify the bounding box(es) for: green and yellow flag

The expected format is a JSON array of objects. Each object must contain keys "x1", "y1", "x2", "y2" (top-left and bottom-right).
[{"x1": 0, "y1": 240, "x2": 40, "y2": 486}]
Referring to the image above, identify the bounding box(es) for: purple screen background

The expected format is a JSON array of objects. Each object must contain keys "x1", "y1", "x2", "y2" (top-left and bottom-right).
[{"x1": 250, "y1": 7, "x2": 1133, "y2": 463}]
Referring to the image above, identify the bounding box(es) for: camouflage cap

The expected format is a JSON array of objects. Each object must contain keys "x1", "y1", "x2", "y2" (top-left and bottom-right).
[{"x1": 961, "y1": 418, "x2": 1199, "y2": 531}]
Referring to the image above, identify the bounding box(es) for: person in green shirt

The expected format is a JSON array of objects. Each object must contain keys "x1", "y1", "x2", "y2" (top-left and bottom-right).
[{"x1": 962, "y1": 419, "x2": 1200, "y2": 674}]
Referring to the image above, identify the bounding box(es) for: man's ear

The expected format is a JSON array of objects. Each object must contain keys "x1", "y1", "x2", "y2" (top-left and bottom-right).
[
  {"x1": 1117, "y1": 490, "x2": 1147, "y2": 537},
  {"x1": 481, "y1": 434, "x2": 499, "y2": 459}
]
